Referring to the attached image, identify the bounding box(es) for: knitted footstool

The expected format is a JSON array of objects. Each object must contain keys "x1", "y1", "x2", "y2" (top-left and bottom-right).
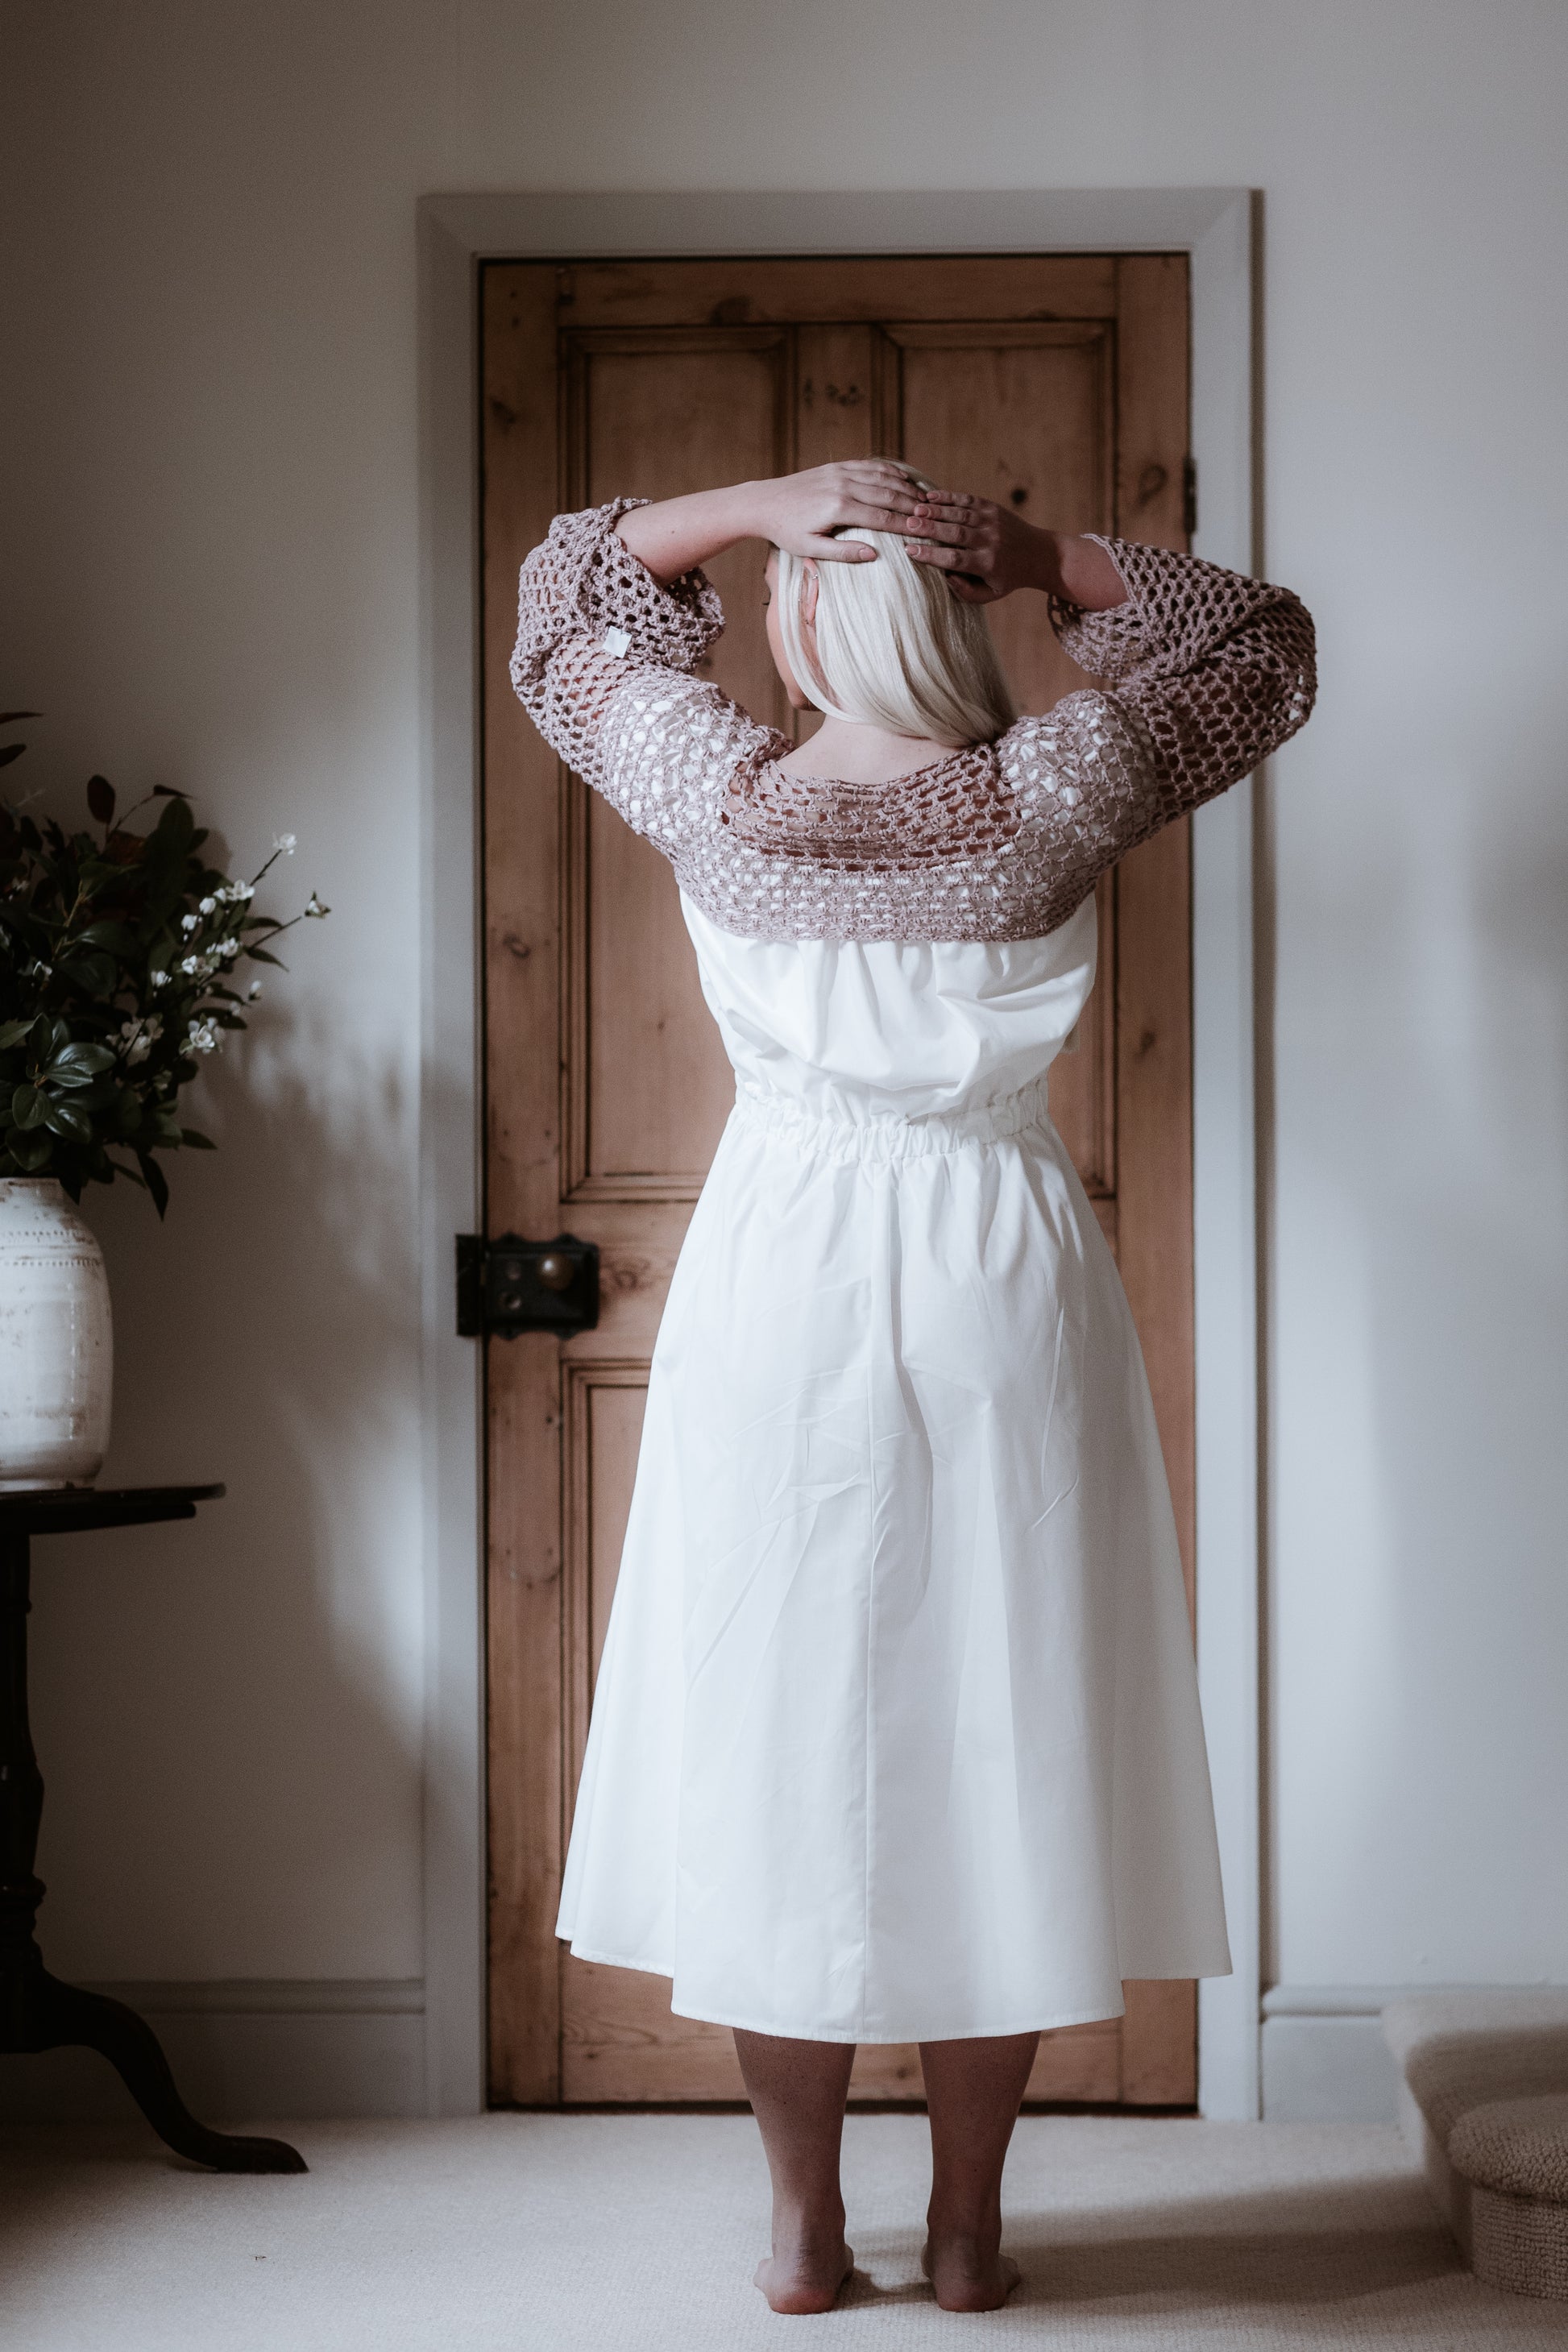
[
  {"x1": 1383, "y1": 1993, "x2": 1568, "y2": 2300},
  {"x1": 1449, "y1": 2094, "x2": 1568, "y2": 2300}
]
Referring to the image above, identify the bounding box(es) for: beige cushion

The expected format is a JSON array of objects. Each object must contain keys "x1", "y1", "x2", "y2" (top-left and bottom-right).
[
  {"x1": 1450, "y1": 2094, "x2": 1568, "y2": 2202},
  {"x1": 1404, "y1": 2027, "x2": 1568, "y2": 2147},
  {"x1": 1471, "y1": 2180, "x2": 1568, "y2": 2303},
  {"x1": 1383, "y1": 1990, "x2": 1568, "y2": 2076}
]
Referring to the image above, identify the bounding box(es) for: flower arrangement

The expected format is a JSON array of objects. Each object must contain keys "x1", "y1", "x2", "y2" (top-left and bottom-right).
[{"x1": 0, "y1": 717, "x2": 328, "y2": 1214}]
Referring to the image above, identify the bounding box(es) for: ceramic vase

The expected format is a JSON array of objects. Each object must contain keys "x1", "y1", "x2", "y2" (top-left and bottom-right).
[{"x1": 0, "y1": 1177, "x2": 113, "y2": 1491}]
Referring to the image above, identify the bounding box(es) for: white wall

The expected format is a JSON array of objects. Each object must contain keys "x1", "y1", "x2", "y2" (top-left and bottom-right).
[{"x1": 4, "y1": 0, "x2": 1566, "y2": 2070}]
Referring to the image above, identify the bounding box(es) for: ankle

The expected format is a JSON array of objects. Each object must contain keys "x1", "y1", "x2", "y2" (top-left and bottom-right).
[
  {"x1": 925, "y1": 2211, "x2": 1001, "y2": 2258},
  {"x1": 774, "y1": 2192, "x2": 846, "y2": 2249}
]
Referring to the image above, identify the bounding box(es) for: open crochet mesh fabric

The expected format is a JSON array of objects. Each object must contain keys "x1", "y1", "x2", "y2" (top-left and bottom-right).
[{"x1": 509, "y1": 500, "x2": 1315, "y2": 944}]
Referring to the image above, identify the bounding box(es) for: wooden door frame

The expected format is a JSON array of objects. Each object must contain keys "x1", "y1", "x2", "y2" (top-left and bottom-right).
[{"x1": 415, "y1": 187, "x2": 1265, "y2": 2122}]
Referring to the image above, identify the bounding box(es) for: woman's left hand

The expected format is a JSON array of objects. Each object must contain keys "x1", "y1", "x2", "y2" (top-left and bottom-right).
[{"x1": 904, "y1": 492, "x2": 1053, "y2": 604}]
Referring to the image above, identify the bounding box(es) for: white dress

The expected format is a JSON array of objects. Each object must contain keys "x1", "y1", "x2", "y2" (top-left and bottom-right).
[
  {"x1": 558, "y1": 895, "x2": 1232, "y2": 2039},
  {"x1": 512, "y1": 504, "x2": 1316, "y2": 2043}
]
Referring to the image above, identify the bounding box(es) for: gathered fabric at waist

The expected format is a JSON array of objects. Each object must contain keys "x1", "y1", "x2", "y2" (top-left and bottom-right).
[{"x1": 727, "y1": 1072, "x2": 1054, "y2": 1167}]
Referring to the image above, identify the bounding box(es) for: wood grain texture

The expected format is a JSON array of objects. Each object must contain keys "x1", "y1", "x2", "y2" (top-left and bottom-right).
[
  {"x1": 483, "y1": 255, "x2": 1198, "y2": 2109},
  {"x1": 1119, "y1": 1977, "x2": 1198, "y2": 2106},
  {"x1": 556, "y1": 255, "x2": 1118, "y2": 330},
  {"x1": 481, "y1": 263, "x2": 568, "y2": 2105},
  {"x1": 1110, "y1": 256, "x2": 1197, "y2": 2108},
  {"x1": 563, "y1": 1362, "x2": 649, "y2": 1807}
]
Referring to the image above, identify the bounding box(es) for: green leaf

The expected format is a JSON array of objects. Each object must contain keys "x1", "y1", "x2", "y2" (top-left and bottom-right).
[
  {"x1": 135, "y1": 1148, "x2": 170, "y2": 1219},
  {"x1": 151, "y1": 785, "x2": 191, "y2": 799},
  {"x1": 64, "y1": 1078, "x2": 122, "y2": 1112},
  {"x1": 72, "y1": 920, "x2": 138, "y2": 956},
  {"x1": 0, "y1": 711, "x2": 41, "y2": 724},
  {"x1": 11, "y1": 1085, "x2": 47, "y2": 1131},
  {"x1": 180, "y1": 1126, "x2": 217, "y2": 1149},
  {"x1": 0, "y1": 1017, "x2": 36, "y2": 1052},
  {"x1": 48, "y1": 1041, "x2": 117, "y2": 1075},
  {"x1": 245, "y1": 947, "x2": 284, "y2": 967},
  {"x1": 0, "y1": 745, "x2": 24, "y2": 770},
  {"x1": 42, "y1": 1096, "x2": 93, "y2": 1142},
  {"x1": 9, "y1": 1127, "x2": 52, "y2": 1172},
  {"x1": 55, "y1": 951, "x2": 118, "y2": 997},
  {"x1": 86, "y1": 775, "x2": 116, "y2": 825}
]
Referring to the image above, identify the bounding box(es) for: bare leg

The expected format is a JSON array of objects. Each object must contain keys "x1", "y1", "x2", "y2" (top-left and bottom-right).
[
  {"x1": 732, "y1": 2030, "x2": 857, "y2": 2313},
  {"x1": 919, "y1": 2031, "x2": 1039, "y2": 2312}
]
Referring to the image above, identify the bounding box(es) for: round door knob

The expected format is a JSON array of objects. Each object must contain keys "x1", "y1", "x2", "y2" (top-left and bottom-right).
[{"x1": 535, "y1": 1251, "x2": 575, "y2": 1292}]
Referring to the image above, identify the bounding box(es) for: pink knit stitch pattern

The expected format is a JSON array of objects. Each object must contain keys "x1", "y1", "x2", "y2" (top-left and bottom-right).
[{"x1": 509, "y1": 500, "x2": 1315, "y2": 944}]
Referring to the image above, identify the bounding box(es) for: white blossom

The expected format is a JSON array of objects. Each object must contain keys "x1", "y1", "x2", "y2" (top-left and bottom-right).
[
  {"x1": 272, "y1": 832, "x2": 297, "y2": 856},
  {"x1": 149, "y1": 969, "x2": 170, "y2": 989},
  {"x1": 198, "y1": 896, "x2": 216, "y2": 915},
  {"x1": 118, "y1": 1014, "x2": 162, "y2": 1067},
  {"x1": 216, "y1": 936, "x2": 241, "y2": 960},
  {"x1": 247, "y1": 981, "x2": 263, "y2": 1002},
  {"x1": 185, "y1": 1018, "x2": 221, "y2": 1055},
  {"x1": 180, "y1": 912, "x2": 199, "y2": 935},
  {"x1": 179, "y1": 953, "x2": 202, "y2": 976},
  {"x1": 304, "y1": 893, "x2": 330, "y2": 919}
]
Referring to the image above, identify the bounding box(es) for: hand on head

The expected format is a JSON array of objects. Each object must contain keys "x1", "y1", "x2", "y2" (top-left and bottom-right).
[
  {"x1": 903, "y1": 491, "x2": 1046, "y2": 604},
  {"x1": 759, "y1": 461, "x2": 927, "y2": 561},
  {"x1": 755, "y1": 463, "x2": 1045, "y2": 605}
]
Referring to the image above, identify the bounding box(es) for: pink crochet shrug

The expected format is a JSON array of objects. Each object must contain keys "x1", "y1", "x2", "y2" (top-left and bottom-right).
[{"x1": 510, "y1": 501, "x2": 1316, "y2": 944}]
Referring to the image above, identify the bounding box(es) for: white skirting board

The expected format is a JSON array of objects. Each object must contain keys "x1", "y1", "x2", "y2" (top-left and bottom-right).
[
  {"x1": 0, "y1": 1982, "x2": 425, "y2": 2123},
  {"x1": 1259, "y1": 1985, "x2": 1533, "y2": 2123},
  {"x1": 10, "y1": 1978, "x2": 1536, "y2": 2126}
]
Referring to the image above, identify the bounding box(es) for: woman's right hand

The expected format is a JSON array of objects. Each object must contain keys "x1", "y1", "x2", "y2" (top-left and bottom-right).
[
  {"x1": 747, "y1": 462, "x2": 927, "y2": 561},
  {"x1": 617, "y1": 464, "x2": 927, "y2": 582}
]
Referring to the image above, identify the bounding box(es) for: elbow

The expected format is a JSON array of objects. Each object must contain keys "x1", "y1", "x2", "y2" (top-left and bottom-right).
[{"x1": 1259, "y1": 597, "x2": 1318, "y2": 756}]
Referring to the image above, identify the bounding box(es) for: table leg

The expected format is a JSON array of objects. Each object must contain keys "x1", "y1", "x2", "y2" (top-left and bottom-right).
[
  {"x1": 31, "y1": 1970, "x2": 306, "y2": 2172},
  {"x1": 1, "y1": 1529, "x2": 305, "y2": 2174}
]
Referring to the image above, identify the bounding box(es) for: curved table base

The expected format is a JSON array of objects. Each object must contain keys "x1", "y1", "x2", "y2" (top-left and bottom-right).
[{"x1": 17, "y1": 1973, "x2": 307, "y2": 2174}]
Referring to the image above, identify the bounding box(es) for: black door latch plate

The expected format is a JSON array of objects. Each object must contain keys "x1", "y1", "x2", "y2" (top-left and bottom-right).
[{"x1": 456, "y1": 1233, "x2": 600, "y2": 1338}]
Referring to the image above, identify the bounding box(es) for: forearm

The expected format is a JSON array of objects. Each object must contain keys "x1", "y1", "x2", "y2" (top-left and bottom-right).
[
  {"x1": 614, "y1": 484, "x2": 765, "y2": 582},
  {"x1": 1024, "y1": 529, "x2": 1127, "y2": 612}
]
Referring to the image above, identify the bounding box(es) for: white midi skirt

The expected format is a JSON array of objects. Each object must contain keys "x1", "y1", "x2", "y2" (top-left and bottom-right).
[{"x1": 557, "y1": 893, "x2": 1230, "y2": 2043}]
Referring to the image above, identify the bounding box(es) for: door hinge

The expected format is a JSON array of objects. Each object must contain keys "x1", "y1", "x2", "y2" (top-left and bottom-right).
[
  {"x1": 456, "y1": 1233, "x2": 600, "y2": 1339},
  {"x1": 1182, "y1": 456, "x2": 1198, "y2": 538}
]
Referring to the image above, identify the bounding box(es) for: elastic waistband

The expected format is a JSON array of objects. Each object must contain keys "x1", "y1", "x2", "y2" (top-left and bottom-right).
[{"x1": 728, "y1": 1073, "x2": 1052, "y2": 1166}]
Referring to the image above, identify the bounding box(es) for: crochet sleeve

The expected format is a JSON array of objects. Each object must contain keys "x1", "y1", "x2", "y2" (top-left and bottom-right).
[
  {"x1": 508, "y1": 500, "x2": 769, "y2": 853},
  {"x1": 1000, "y1": 536, "x2": 1317, "y2": 898}
]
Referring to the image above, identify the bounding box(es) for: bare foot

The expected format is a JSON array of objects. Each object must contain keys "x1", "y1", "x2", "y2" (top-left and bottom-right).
[
  {"x1": 921, "y1": 2235, "x2": 1021, "y2": 2313},
  {"x1": 755, "y1": 2230, "x2": 855, "y2": 2315}
]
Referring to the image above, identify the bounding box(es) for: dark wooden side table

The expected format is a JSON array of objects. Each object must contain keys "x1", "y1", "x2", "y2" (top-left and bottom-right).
[{"x1": 1, "y1": 1484, "x2": 305, "y2": 2172}]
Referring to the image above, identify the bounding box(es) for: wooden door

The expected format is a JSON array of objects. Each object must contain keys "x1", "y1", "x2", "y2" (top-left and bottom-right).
[{"x1": 481, "y1": 255, "x2": 1195, "y2": 2109}]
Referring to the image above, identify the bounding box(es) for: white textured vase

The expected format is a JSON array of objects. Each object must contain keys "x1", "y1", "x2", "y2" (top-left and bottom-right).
[{"x1": 0, "y1": 1178, "x2": 114, "y2": 1491}]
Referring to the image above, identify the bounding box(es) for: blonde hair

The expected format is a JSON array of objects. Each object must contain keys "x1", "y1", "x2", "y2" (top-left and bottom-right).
[{"x1": 775, "y1": 467, "x2": 1014, "y2": 746}]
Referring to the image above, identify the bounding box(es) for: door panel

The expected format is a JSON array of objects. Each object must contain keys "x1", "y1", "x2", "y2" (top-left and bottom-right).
[{"x1": 482, "y1": 254, "x2": 1196, "y2": 2111}]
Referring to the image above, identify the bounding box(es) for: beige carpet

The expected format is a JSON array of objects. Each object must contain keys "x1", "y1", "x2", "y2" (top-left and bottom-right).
[{"x1": 2, "y1": 2114, "x2": 1562, "y2": 2349}]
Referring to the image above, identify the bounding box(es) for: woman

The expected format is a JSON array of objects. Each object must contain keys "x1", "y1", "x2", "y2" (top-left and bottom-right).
[{"x1": 511, "y1": 464, "x2": 1315, "y2": 2313}]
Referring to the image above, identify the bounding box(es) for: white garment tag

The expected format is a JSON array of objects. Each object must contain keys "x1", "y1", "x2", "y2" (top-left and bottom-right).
[{"x1": 603, "y1": 625, "x2": 632, "y2": 658}]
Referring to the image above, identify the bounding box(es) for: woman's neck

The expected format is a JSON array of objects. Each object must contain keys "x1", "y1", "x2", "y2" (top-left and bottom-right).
[{"x1": 775, "y1": 715, "x2": 962, "y2": 784}]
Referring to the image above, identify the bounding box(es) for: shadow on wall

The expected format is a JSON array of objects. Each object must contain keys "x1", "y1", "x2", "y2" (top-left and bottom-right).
[{"x1": 25, "y1": 989, "x2": 426, "y2": 1991}]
